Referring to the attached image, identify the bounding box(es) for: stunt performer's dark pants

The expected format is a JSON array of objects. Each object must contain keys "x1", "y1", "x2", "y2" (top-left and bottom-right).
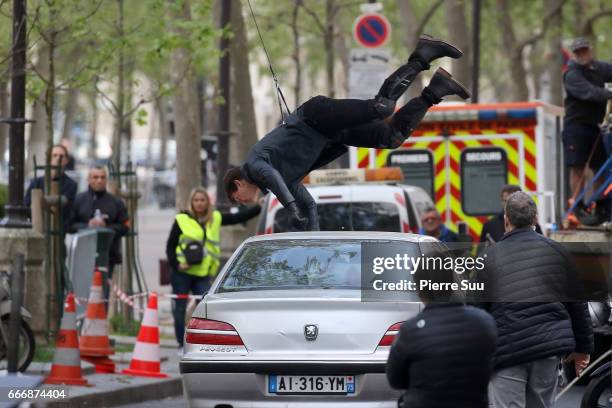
[{"x1": 297, "y1": 94, "x2": 432, "y2": 149}]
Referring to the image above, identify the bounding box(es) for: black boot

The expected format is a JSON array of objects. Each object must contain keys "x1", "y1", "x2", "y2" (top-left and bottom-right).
[
  {"x1": 410, "y1": 34, "x2": 463, "y2": 69},
  {"x1": 422, "y1": 67, "x2": 470, "y2": 104},
  {"x1": 374, "y1": 35, "x2": 463, "y2": 118}
]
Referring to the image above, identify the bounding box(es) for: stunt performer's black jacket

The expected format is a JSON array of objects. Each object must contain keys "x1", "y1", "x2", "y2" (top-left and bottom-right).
[{"x1": 240, "y1": 112, "x2": 346, "y2": 220}]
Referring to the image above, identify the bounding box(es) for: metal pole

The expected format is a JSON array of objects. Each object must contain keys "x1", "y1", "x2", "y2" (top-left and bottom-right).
[
  {"x1": 7, "y1": 254, "x2": 24, "y2": 373},
  {"x1": 471, "y1": 0, "x2": 481, "y2": 103},
  {"x1": 609, "y1": 243, "x2": 612, "y2": 408},
  {"x1": 216, "y1": 0, "x2": 231, "y2": 211},
  {"x1": 1, "y1": 0, "x2": 30, "y2": 228}
]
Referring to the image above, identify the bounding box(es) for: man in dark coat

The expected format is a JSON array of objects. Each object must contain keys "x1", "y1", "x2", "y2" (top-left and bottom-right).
[
  {"x1": 476, "y1": 192, "x2": 593, "y2": 408},
  {"x1": 386, "y1": 246, "x2": 497, "y2": 408},
  {"x1": 562, "y1": 37, "x2": 612, "y2": 201},
  {"x1": 24, "y1": 144, "x2": 77, "y2": 227},
  {"x1": 69, "y1": 166, "x2": 129, "y2": 300},
  {"x1": 224, "y1": 35, "x2": 470, "y2": 231},
  {"x1": 479, "y1": 184, "x2": 542, "y2": 243}
]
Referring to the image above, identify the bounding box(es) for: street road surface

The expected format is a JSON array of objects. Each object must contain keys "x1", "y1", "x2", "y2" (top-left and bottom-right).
[{"x1": 121, "y1": 386, "x2": 587, "y2": 407}]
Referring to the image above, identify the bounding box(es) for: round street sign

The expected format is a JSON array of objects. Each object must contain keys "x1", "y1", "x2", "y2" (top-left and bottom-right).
[{"x1": 353, "y1": 13, "x2": 391, "y2": 48}]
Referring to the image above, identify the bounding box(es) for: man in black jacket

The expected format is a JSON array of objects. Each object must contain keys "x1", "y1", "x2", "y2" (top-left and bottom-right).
[
  {"x1": 476, "y1": 192, "x2": 593, "y2": 408},
  {"x1": 386, "y1": 248, "x2": 497, "y2": 408},
  {"x1": 69, "y1": 166, "x2": 129, "y2": 299},
  {"x1": 24, "y1": 144, "x2": 77, "y2": 227},
  {"x1": 224, "y1": 35, "x2": 470, "y2": 230},
  {"x1": 562, "y1": 37, "x2": 612, "y2": 201},
  {"x1": 479, "y1": 184, "x2": 543, "y2": 243}
]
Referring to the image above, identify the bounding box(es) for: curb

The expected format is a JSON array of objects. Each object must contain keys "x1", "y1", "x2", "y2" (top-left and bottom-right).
[{"x1": 30, "y1": 375, "x2": 182, "y2": 408}]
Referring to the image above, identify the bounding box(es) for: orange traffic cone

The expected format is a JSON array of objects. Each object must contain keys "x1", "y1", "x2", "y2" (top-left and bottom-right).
[
  {"x1": 80, "y1": 270, "x2": 115, "y2": 373},
  {"x1": 45, "y1": 293, "x2": 89, "y2": 386},
  {"x1": 122, "y1": 292, "x2": 167, "y2": 378}
]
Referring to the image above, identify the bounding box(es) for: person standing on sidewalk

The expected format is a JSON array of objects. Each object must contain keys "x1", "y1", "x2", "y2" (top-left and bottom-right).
[
  {"x1": 476, "y1": 192, "x2": 593, "y2": 408},
  {"x1": 24, "y1": 144, "x2": 77, "y2": 227},
  {"x1": 165, "y1": 187, "x2": 260, "y2": 350},
  {"x1": 69, "y1": 166, "x2": 129, "y2": 302}
]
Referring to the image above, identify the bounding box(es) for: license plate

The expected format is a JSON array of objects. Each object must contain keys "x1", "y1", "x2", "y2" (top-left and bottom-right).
[{"x1": 268, "y1": 375, "x2": 355, "y2": 395}]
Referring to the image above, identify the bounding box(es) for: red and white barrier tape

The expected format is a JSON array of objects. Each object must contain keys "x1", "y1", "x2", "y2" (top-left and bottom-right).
[{"x1": 73, "y1": 280, "x2": 203, "y2": 308}]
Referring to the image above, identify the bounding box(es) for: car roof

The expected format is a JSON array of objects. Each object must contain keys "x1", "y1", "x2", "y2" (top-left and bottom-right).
[
  {"x1": 306, "y1": 184, "x2": 403, "y2": 192},
  {"x1": 244, "y1": 231, "x2": 438, "y2": 243}
]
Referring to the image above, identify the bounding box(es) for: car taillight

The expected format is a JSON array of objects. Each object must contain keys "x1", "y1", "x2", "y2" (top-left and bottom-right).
[
  {"x1": 378, "y1": 322, "x2": 403, "y2": 346},
  {"x1": 185, "y1": 318, "x2": 244, "y2": 346}
]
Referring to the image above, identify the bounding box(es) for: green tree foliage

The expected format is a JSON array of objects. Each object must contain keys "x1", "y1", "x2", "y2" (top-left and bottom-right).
[{"x1": 246, "y1": 0, "x2": 612, "y2": 104}]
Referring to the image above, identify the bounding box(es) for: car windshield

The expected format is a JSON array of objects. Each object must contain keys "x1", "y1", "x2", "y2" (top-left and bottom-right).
[
  {"x1": 273, "y1": 202, "x2": 401, "y2": 232},
  {"x1": 218, "y1": 240, "x2": 365, "y2": 292}
]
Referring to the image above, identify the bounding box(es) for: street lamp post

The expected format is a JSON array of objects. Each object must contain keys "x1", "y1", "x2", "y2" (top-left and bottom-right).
[
  {"x1": 215, "y1": 0, "x2": 231, "y2": 211},
  {"x1": 1, "y1": 0, "x2": 31, "y2": 228},
  {"x1": 471, "y1": 0, "x2": 481, "y2": 103}
]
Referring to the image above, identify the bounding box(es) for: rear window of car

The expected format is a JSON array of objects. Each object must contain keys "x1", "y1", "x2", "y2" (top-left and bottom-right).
[
  {"x1": 218, "y1": 240, "x2": 362, "y2": 292},
  {"x1": 217, "y1": 239, "x2": 428, "y2": 293},
  {"x1": 273, "y1": 202, "x2": 401, "y2": 233}
]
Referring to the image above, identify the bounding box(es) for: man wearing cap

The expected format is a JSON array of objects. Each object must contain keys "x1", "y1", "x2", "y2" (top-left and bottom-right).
[{"x1": 563, "y1": 37, "x2": 612, "y2": 200}]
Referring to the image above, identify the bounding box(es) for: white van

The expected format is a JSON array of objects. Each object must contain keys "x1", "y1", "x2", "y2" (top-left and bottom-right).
[{"x1": 255, "y1": 168, "x2": 434, "y2": 234}]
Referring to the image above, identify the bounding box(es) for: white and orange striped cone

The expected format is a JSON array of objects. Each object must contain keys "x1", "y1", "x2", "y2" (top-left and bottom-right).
[
  {"x1": 80, "y1": 269, "x2": 115, "y2": 373},
  {"x1": 45, "y1": 293, "x2": 89, "y2": 386},
  {"x1": 122, "y1": 292, "x2": 167, "y2": 378}
]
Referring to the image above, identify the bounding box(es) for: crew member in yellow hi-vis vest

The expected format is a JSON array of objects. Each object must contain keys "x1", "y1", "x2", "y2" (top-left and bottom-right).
[{"x1": 165, "y1": 186, "x2": 261, "y2": 350}]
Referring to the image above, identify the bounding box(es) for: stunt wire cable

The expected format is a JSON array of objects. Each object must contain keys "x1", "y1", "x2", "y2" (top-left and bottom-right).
[
  {"x1": 554, "y1": 349, "x2": 611, "y2": 401},
  {"x1": 245, "y1": 0, "x2": 291, "y2": 123}
]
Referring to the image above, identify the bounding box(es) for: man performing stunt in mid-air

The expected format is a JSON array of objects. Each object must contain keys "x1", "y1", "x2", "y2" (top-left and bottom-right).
[{"x1": 224, "y1": 35, "x2": 469, "y2": 231}]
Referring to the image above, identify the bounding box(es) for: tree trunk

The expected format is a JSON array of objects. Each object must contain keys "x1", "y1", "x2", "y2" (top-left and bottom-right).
[
  {"x1": 229, "y1": 0, "x2": 258, "y2": 165},
  {"x1": 224, "y1": 0, "x2": 260, "y2": 252},
  {"x1": 444, "y1": 0, "x2": 471, "y2": 90},
  {"x1": 89, "y1": 82, "x2": 98, "y2": 161},
  {"x1": 334, "y1": 25, "x2": 350, "y2": 97},
  {"x1": 291, "y1": 0, "x2": 302, "y2": 107},
  {"x1": 324, "y1": 0, "x2": 335, "y2": 98},
  {"x1": 168, "y1": 0, "x2": 201, "y2": 210},
  {"x1": 60, "y1": 88, "x2": 79, "y2": 145},
  {"x1": 0, "y1": 79, "x2": 7, "y2": 166},
  {"x1": 528, "y1": 44, "x2": 545, "y2": 100},
  {"x1": 27, "y1": 45, "x2": 49, "y2": 178},
  {"x1": 396, "y1": 1, "x2": 423, "y2": 99},
  {"x1": 112, "y1": 0, "x2": 126, "y2": 178},
  {"x1": 495, "y1": 0, "x2": 529, "y2": 101},
  {"x1": 155, "y1": 96, "x2": 170, "y2": 168},
  {"x1": 545, "y1": 0, "x2": 563, "y2": 106},
  {"x1": 44, "y1": 30, "x2": 57, "y2": 191}
]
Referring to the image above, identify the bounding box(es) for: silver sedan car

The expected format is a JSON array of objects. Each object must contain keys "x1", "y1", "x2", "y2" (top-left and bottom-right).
[{"x1": 180, "y1": 232, "x2": 434, "y2": 407}]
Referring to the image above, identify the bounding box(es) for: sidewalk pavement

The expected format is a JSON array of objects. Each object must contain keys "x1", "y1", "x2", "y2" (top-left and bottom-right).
[{"x1": 21, "y1": 333, "x2": 183, "y2": 408}]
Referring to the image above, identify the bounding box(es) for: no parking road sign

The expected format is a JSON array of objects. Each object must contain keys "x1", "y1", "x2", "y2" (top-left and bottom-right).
[{"x1": 353, "y1": 13, "x2": 391, "y2": 48}]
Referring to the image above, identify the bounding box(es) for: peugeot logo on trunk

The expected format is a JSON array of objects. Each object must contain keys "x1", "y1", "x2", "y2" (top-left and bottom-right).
[{"x1": 304, "y1": 324, "x2": 318, "y2": 341}]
